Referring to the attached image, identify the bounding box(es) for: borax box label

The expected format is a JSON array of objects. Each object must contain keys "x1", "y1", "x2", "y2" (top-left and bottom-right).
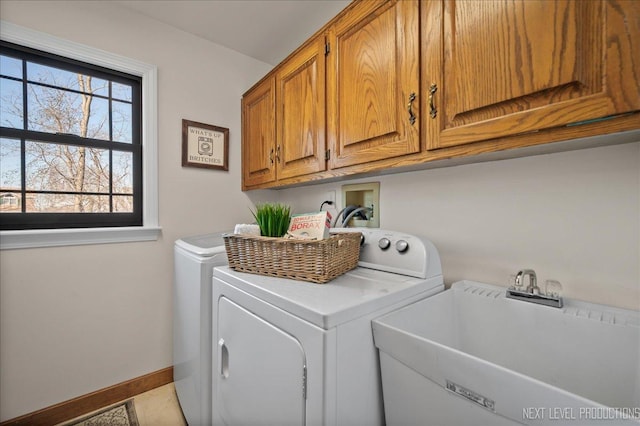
[{"x1": 286, "y1": 211, "x2": 332, "y2": 240}]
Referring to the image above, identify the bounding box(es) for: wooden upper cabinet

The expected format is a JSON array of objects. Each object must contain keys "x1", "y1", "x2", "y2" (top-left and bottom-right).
[
  {"x1": 242, "y1": 0, "x2": 639, "y2": 190},
  {"x1": 327, "y1": 0, "x2": 420, "y2": 169},
  {"x1": 242, "y1": 36, "x2": 326, "y2": 189},
  {"x1": 276, "y1": 36, "x2": 327, "y2": 180},
  {"x1": 242, "y1": 76, "x2": 276, "y2": 188},
  {"x1": 423, "y1": 0, "x2": 640, "y2": 150}
]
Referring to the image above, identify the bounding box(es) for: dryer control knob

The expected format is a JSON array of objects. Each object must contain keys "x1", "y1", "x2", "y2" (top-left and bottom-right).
[
  {"x1": 378, "y1": 237, "x2": 391, "y2": 250},
  {"x1": 396, "y1": 239, "x2": 409, "y2": 253}
]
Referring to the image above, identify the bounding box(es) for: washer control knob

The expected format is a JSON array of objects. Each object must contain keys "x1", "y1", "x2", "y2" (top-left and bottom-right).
[
  {"x1": 360, "y1": 234, "x2": 366, "y2": 246},
  {"x1": 378, "y1": 237, "x2": 391, "y2": 250},
  {"x1": 396, "y1": 239, "x2": 409, "y2": 253}
]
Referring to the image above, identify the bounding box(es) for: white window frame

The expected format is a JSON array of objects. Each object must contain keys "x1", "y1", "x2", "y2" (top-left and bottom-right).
[{"x1": 0, "y1": 21, "x2": 161, "y2": 249}]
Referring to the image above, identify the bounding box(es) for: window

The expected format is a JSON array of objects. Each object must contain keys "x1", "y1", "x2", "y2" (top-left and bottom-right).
[
  {"x1": 0, "y1": 41, "x2": 142, "y2": 230},
  {"x1": 0, "y1": 22, "x2": 159, "y2": 249}
]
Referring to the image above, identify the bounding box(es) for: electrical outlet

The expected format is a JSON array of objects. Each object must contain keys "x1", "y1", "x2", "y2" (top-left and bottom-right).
[{"x1": 324, "y1": 190, "x2": 336, "y2": 205}]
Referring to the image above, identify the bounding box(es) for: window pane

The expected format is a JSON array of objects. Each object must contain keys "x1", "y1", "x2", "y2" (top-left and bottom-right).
[
  {"x1": 112, "y1": 82, "x2": 132, "y2": 102},
  {"x1": 113, "y1": 195, "x2": 133, "y2": 212},
  {"x1": 27, "y1": 62, "x2": 108, "y2": 96},
  {"x1": 27, "y1": 84, "x2": 110, "y2": 139},
  {"x1": 0, "y1": 192, "x2": 21, "y2": 212},
  {"x1": 25, "y1": 141, "x2": 109, "y2": 193},
  {"x1": 0, "y1": 55, "x2": 22, "y2": 78},
  {"x1": 112, "y1": 151, "x2": 133, "y2": 193},
  {"x1": 84, "y1": 147, "x2": 111, "y2": 192},
  {"x1": 0, "y1": 138, "x2": 22, "y2": 189},
  {"x1": 79, "y1": 194, "x2": 110, "y2": 212},
  {"x1": 28, "y1": 193, "x2": 110, "y2": 213},
  {"x1": 112, "y1": 100, "x2": 132, "y2": 143},
  {"x1": 0, "y1": 137, "x2": 22, "y2": 214},
  {"x1": 1, "y1": 77, "x2": 24, "y2": 129}
]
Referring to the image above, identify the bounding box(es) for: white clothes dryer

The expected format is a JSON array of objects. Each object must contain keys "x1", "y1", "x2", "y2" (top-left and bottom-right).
[
  {"x1": 174, "y1": 232, "x2": 228, "y2": 426},
  {"x1": 212, "y1": 228, "x2": 444, "y2": 425}
]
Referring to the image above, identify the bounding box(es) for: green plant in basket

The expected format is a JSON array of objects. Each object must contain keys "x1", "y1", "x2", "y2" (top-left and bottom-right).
[{"x1": 251, "y1": 203, "x2": 291, "y2": 237}]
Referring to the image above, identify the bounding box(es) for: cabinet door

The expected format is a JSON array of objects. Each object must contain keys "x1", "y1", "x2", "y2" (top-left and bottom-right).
[
  {"x1": 423, "y1": 0, "x2": 640, "y2": 150},
  {"x1": 242, "y1": 76, "x2": 276, "y2": 188},
  {"x1": 216, "y1": 297, "x2": 306, "y2": 425},
  {"x1": 276, "y1": 36, "x2": 327, "y2": 180},
  {"x1": 327, "y1": 0, "x2": 420, "y2": 169}
]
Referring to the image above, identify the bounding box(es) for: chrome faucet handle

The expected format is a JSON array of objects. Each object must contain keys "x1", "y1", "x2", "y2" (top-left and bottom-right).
[
  {"x1": 545, "y1": 280, "x2": 563, "y2": 298},
  {"x1": 515, "y1": 269, "x2": 539, "y2": 294}
]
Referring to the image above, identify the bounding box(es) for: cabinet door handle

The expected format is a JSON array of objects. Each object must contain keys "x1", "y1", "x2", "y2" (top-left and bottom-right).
[
  {"x1": 218, "y1": 338, "x2": 229, "y2": 379},
  {"x1": 407, "y1": 92, "x2": 416, "y2": 125},
  {"x1": 269, "y1": 148, "x2": 274, "y2": 165},
  {"x1": 428, "y1": 84, "x2": 438, "y2": 119},
  {"x1": 276, "y1": 145, "x2": 281, "y2": 163}
]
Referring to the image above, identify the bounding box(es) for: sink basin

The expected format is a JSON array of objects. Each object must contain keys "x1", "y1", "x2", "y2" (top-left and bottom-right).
[{"x1": 372, "y1": 280, "x2": 640, "y2": 425}]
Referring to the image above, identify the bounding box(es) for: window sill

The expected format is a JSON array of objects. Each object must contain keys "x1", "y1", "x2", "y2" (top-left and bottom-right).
[{"x1": 0, "y1": 226, "x2": 162, "y2": 250}]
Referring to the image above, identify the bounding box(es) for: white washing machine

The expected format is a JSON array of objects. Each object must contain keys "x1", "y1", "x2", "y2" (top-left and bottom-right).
[
  {"x1": 212, "y1": 228, "x2": 444, "y2": 425},
  {"x1": 174, "y1": 232, "x2": 229, "y2": 426}
]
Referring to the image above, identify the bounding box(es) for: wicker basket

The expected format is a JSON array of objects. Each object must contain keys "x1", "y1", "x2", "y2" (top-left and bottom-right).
[{"x1": 223, "y1": 232, "x2": 361, "y2": 284}]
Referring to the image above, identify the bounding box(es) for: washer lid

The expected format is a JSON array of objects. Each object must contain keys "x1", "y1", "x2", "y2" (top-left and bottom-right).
[
  {"x1": 175, "y1": 232, "x2": 228, "y2": 256},
  {"x1": 214, "y1": 266, "x2": 443, "y2": 329}
]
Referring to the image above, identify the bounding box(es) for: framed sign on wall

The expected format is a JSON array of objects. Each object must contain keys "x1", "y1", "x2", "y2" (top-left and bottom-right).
[{"x1": 182, "y1": 119, "x2": 229, "y2": 171}]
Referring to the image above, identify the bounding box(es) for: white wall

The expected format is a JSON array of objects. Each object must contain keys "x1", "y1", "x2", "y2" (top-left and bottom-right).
[
  {"x1": 0, "y1": 1, "x2": 271, "y2": 420},
  {"x1": 275, "y1": 142, "x2": 640, "y2": 311}
]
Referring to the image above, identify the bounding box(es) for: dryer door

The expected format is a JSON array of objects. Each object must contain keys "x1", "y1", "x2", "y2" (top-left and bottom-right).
[{"x1": 216, "y1": 296, "x2": 306, "y2": 425}]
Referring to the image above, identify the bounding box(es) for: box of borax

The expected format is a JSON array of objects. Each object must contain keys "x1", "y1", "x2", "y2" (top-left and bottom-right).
[{"x1": 286, "y1": 211, "x2": 332, "y2": 240}]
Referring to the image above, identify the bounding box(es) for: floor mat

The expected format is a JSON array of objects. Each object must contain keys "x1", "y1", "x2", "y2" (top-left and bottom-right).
[{"x1": 66, "y1": 400, "x2": 139, "y2": 426}]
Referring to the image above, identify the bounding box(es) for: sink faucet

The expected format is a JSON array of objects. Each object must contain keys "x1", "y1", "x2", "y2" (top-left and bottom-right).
[
  {"x1": 515, "y1": 269, "x2": 540, "y2": 294},
  {"x1": 507, "y1": 268, "x2": 563, "y2": 308}
]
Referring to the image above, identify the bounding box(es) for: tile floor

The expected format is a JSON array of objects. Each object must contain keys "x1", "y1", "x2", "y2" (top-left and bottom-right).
[
  {"x1": 57, "y1": 383, "x2": 186, "y2": 426},
  {"x1": 132, "y1": 383, "x2": 186, "y2": 426}
]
